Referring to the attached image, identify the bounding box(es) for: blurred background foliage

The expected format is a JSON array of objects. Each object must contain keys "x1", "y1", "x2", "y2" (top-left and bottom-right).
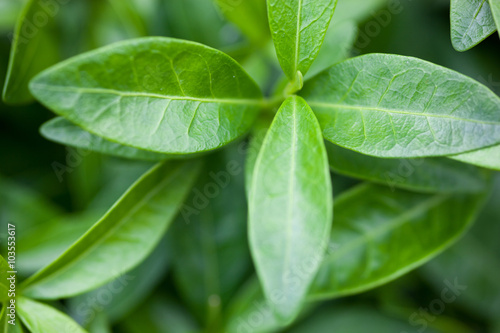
[{"x1": 0, "y1": 0, "x2": 499, "y2": 332}]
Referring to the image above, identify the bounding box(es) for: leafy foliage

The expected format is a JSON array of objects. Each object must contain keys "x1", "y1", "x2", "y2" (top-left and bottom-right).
[{"x1": 1, "y1": 0, "x2": 500, "y2": 332}]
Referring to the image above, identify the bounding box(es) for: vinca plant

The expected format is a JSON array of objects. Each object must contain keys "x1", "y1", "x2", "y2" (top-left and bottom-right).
[{"x1": 1, "y1": 0, "x2": 500, "y2": 332}]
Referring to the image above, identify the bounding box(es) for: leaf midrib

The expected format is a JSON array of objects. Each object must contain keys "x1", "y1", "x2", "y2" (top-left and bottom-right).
[
  {"x1": 30, "y1": 83, "x2": 263, "y2": 106},
  {"x1": 283, "y1": 100, "x2": 298, "y2": 287},
  {"x1": 307, "y1": 101, "x2": 500, "y2": 125},
  {"x1": 293, "y1": 0, "x2": 303, "y2": 75},
  {"x1": 23, "y1": 163, "x2": 183, "y2": 293}
]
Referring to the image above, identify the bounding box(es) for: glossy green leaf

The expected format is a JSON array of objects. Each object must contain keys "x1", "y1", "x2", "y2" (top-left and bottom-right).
[
  {"x1": 21, "y1": 160, "x2": 201, "y2": 299},
  {"x1": 215, "y1": 0, "x2": 269, "y2": 46},
  {"x1": 267, "y1": 0, "x2": 338, "y2": 81},
  {"x1": 249, "y1": 96, "x2": 332, "y2": 322},
  {"x1": 171, "y1": 146, "x2": 251, "y2": 327},
  {"x1": 1, "y1": 304, "x2": 24, "y2": 333},
  {"x1": 29, "y1": 37, "x2": 262, "y2": 154},
  {"x1": 492, "y1": 0, "x2": 500, "y2": 36},
  {"x1": 326, "y1": 142, "x2": 488, "y2": 193},
  {"x1": 309, "y1": 183, "x2": 485, "y2": 300},
  {"x1": 300, "y1": 54, "x2": 500, "y2": 158},
  {"x1": 450, "y1": 144, "x2": 500, "y2": 170},
  {"x1": 17, "y1": 297, "x2": 86, "y2": 333},
  {"x1": 450, "y1": 0, "x2": 497, "y2": 51},
  {"x1": 305, "y1": 20, "x2": 357, "y2": 80},
  {"x1": 3, "y1": 0, "x2": 60, "y2": 104},
  {"x1": 41, "y1": 117, "x2": 169, "y2": 161}
]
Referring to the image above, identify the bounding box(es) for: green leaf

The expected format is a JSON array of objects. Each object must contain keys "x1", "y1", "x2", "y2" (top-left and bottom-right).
[
  {"x1": 450, "y1": 0, "x2": 497, "y2": 51},
  {"x1": 29, "y1": 37, "x2": 262, "y2": 154},
  {"x1": 249, "y1": 96, "x2": 332, "y2": 322},
  {"x1": 492, "y1": 0, "x2": 500, "y2": 35},
  {"x1": 41, "y1": 117, "x2": 170, "y2": 161},
  {"x1": 215, "y1": 0, "x2": 269, "y2": 46},
  {"x1": 450, "y1": 144, "x2": 500, "y2": 170},
  {"x1": 267, "y1": 0, "x2": 338, "y2": 80},
  {"x1": 309, "y1": 183, "x2": 485, "y2": 300},
  {"x1": 17, "y1": 297, "x2": 87, "y2": 333},
  {"x1": 300, "y1": 54, "x2": 500, "y2": 158},
  {"x1": 325, "y1": 142, "x2": 488, "y2": 193},
  {"x1": 2, "y1": 0, "x2": 60, "y2": 104},
  {"x1": 171, "y1": 146, "x2": 251, "y2": 327},
  {"x1": 20, "y1": 160, "x2": 201, "y2": 299},
  {"x1": 305, "y1": 20, "x2": 357, "y2": 80}
]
